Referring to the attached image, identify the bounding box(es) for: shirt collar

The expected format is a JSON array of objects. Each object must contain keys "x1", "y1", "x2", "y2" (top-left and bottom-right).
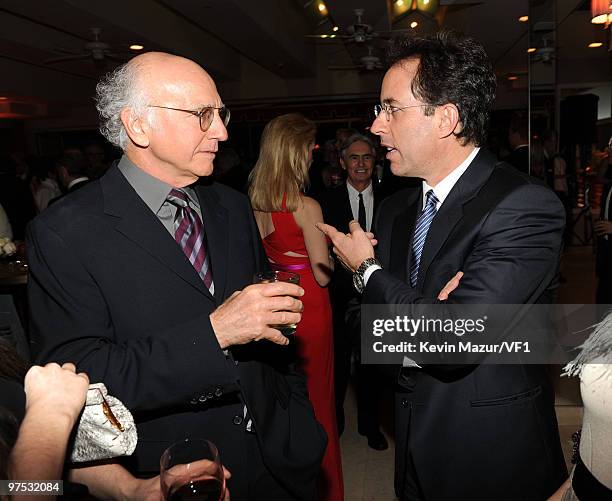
[
  {"x1": 67, "y1": 177, "x2": 89, "y2": 189},
  {"x1": 117, "y1": 155, "x2": 199, "y2": 213},
  {"x1": 346, "y1": 180, "x2": 373, "y2": 198},
  {"x1": 422, "y1": 147, "x2": 480, "y2": 207}
]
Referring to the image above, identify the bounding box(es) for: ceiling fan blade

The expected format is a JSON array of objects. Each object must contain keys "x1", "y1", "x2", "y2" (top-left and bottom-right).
[
  {"x1": 328, "y1": 65, "x2": 361, "y2": 70},
  {"x1": 44, "y1": 54, "x2": 90, "y2": 64},
  {"x1": 51, "y1": 46, "x2": 82, "y2": 55}
]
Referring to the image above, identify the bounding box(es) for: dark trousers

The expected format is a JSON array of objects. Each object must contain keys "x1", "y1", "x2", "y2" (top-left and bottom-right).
[{"x1": 244, "y1": 431, "x2": 299, "y2": 501}]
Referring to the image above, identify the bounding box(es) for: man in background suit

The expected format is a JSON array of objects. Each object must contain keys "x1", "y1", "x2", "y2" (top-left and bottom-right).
[
  {"x1": 28, "y1": 52, "x2": 325, "y2": 501},
  {"x1": 48, "y1": 150, "x2": 90, "y2": 206},
  {"x1": 595, "y1": 136, "x2": 612, "y2": 303},
  {"x1": 319, "y1": 32, "x2": 567, "y2": 500},
  {"x1": 319, "y1": 133, "x2": 387, "y2": 450}
]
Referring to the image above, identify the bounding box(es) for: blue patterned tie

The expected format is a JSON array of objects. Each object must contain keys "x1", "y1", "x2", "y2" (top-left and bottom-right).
[{"x1": 409, "y1": 189, "x2": 439, "y2": 287}]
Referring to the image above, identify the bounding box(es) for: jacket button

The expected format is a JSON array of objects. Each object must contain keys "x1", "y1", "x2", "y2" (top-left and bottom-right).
[
  {"x1": 233, "y1": 415, "x2": 243, "y2": 425},
  {"x1": 189, "y1": 398, "x2": 198, "y2": 405},
  {"x1": 214, "y1": 387, "x2": 223, "y2": 397},
  {"x1": 401, "y1": 398, "x2": 409, "y2": 408},
  {"x1": 206, "y1": 392, "x2": 214, "y2": 400},
  {"x1": 198, "y1": 395, "x2": 207, "y2": 403}
]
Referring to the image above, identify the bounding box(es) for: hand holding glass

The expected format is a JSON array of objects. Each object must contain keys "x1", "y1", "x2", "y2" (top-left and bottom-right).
[
  {"x1": 254, "y1": 270, "x2": 300, "y2": 336},
  {"x1": 160, "y1": 439, "x2": 226, "y2": 501}
]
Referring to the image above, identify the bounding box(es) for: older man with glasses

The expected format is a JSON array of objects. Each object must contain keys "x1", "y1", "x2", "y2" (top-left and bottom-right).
[{"x1": 27, "y1": 52, "x2": 326, "y2": 501}]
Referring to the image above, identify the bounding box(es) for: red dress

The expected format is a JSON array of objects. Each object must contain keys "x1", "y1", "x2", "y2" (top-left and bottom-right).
[{"x1": 262, "y1": 197, "x2": 344, "y2": 501}]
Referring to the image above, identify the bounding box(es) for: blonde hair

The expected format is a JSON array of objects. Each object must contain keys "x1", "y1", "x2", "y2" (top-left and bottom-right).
[{"x1": 249, "y1": 113, "x2": 316, "y2": 212}]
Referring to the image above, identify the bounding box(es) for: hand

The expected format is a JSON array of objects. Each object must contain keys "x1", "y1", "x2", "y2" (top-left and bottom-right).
[
  {"x1": 438, "y1": 271, "x2": 463, "y2": 300},
  {"x1": 158, "y1": 462, "x2": 232, "y2": 501},
  {"x1": 121, "y1": 464, "x2": 231, "y2": 501},
  {"x1": 316, "y1": 220, "x2": 377, "y2": 272},
  {"x1": 23, "y1": 362, "x2": 89, "y2": 424},
  {"x1": 594, "y1": 220, "x2": 612, "y2": 237},
  {"x1": 210, "y1": 282, "x2": 304, "y2": 349}
]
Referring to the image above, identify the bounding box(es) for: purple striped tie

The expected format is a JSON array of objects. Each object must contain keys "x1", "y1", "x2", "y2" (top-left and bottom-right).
[{"x1": 167, "y1": 189, "x2": 214, "y2": 293}]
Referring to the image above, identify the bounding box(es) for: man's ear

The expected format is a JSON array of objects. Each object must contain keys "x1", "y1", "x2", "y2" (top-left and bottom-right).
[
  {"x1": 437, "y1": 103, "x2": 462, "y2": 139},
  {"x1": 339, "y1": 157, "x2": 347, "y2": 171},
  {"x1": 120, "y1": 108, "x2": 150, "y2": 148}
]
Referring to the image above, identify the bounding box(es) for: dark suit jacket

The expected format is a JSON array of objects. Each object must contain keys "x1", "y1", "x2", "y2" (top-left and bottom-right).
[
  {"x1": 320, "y1": 183, "x2": 382, "y2": 312},
  {"x1": 364, "y1": 149, "x2": 567, "y2": 500},
  {"x1": 27, "y1": 165, "x2": 326, "y2": 501},
  {"x1": 48, "y1": 178, "x2": 90, "y2": 206}
]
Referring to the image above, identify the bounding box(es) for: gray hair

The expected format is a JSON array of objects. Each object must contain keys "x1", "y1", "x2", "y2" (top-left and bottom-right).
[
  {"x1": 95, "y1": 60, "x2": 149, "y2": 150},
  {"x1": 340, "y1": 133, "x2": 375, "y2": 159}
]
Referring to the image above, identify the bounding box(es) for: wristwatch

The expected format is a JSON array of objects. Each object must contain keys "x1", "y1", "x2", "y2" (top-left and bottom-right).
[{"x1": 353, "y1": 257, "x2": 381, "y2": 293}]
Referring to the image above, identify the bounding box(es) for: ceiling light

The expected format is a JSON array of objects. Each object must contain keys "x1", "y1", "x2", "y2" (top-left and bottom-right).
[
  {"x1": 591, "y1": 0, "x2": 612, "y2": 24},
  {"x1": 129, "y1": 44, "x2": 144, "y2": 51},
  {"x1": 588, "y1": 42, "x2": 604, "y2": 47},
  {"x1": 423, "y1": 0, "x2": 430, "y2": 4},
  {"x1": 320, "y1": 34, "x2": 328, "y2": 38},
  {"x1": 508, "y1": 75, "x2": 518, "y2": 81},
  {"x1": 410, "y1": 21, "x2": 418, "y2": 28},
  {"x1": 332, "y1": 26, "x2": 339, "y2": 32},
  {"x1": 518, "y1": 15, "x2": 528, "y2": 22},
  {"x1": 318, "y1": 2, "x2": 327, "y2": 13},
  {"x1": 329, "y1": 34, "x2": 336, "y2": 38},
  {"x1": 396, "y1": 0, "x2": 404, "y2": 6},
  {"x1": 527, "y1": 47, "x2": 537, "y2": 53},
  {"x1": 0, "y1": 97, "x2": 7, "y2": 101}
]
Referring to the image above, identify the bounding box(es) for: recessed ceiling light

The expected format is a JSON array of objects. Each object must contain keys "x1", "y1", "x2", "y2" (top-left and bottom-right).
[
  {"x1": 329, "y1": 34, "x2": 336, "y2": 38},
  {"x1": 320, "y1": 34, "x2": 328, "y2": 39},
  {"x1": 332, "y1": 26, "x2": 339, "y2": 32},
  {"x1": 129, "y1": 44, "x2": 144, "y2": 51},
  {"x1": 410, "y1": 21, "x2": 418, "y2": 28},
  {"x1": 318, "y1": 2, "x2": 327, "y2": 13},
  {"x1": 396, "y1": 0, "x2": 404, "y2": 6},
  {"x1": 508, "y1": 75, "x2": 518, "y2": 81},
  {"x1": 518, "y1": 15, "x2": 528, "y2": 22},
  {"x1": 527, "y1": 47, "x2": 537, "y2": 53},
  {"x1": 588, "y1": 42, "x2": 604, "y2": 48}
]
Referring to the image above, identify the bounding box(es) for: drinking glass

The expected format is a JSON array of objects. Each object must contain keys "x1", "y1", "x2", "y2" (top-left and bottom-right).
[
  {"x1": 254, "y1": 270, "x2": 300, "y2": 336},
  {"x1": 160, "y1": 439, "x2": 225, "y2": 501}
]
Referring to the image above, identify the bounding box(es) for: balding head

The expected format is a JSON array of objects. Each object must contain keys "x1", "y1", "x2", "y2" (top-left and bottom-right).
[
  {"x1": 96, "y1": 52, "x2": 216, "y2": 151},
  {"x1": 96, "y1": 51, "x2": 228, "y2": 186}
]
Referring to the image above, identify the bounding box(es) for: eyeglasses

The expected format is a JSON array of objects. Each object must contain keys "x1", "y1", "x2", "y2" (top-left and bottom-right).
[
  {"x1": 373, "y1": 103, "x2": 429, "y2": 122},
  {"x1": 148, "y1": 105, "x2": 230, "y2": 132}
]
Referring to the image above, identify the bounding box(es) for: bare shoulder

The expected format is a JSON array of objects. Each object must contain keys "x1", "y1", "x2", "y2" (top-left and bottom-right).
[{"x1": 294, "y1": 196, "x2": 323, "y2": 226}]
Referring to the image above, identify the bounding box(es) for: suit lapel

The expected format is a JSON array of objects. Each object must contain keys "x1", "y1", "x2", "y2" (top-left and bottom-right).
[
  {"x1": 417, "y1": 149, "x2": 497, "y2": 287},
  {"x1": 195, "y1": 185, "x2": 229, "y2": 302},
  {"x1": 389, "y1": 189, "x2": 421, "y2": 283},
  {"x1": 341, "y1": 185, "x2": 354, "y2": 232},
  {"x1": 101, "y1": 167, "x2": 213, "y2": 300}
]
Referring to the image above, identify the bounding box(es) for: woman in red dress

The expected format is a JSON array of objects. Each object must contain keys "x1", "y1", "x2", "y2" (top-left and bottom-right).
[{"x1": 249, "y1": 113, "x2": 343, "y2": 501}]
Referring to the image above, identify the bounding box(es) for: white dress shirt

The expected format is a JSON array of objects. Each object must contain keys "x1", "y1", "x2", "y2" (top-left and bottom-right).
[
  {"x1": 363, "y1": 147, "x2": 480, "y2": 286},
  {"x1": 346, "y1": 181, "x2": 374, "y2": 232}
]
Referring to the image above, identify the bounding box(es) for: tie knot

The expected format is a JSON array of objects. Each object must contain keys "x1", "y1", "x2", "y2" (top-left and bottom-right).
[
  {"x1": 358, "y1": 193, "x2": 363, "y2": 200},
  {"x1": 425, "y1": 189, "x2": 439, "y2": 208},
  {"x1": 167, "y1": 188, "x2": 189, "y2": 208}
]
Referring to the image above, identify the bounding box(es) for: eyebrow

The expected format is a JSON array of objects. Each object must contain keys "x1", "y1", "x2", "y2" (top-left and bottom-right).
[{"x1": 382, "y1": 98, "x2": 399, "y2": 106}]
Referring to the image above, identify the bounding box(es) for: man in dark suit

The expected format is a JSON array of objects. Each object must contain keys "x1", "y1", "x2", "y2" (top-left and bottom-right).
[
  {"x1": 319, "y1": 133, "x2": 388, "y2": 450},
  {"x1": 27, "y1": 52, "x2": 326, "y2": 501},
  {"x1": 319, "y1": 32, "x2": 567, "y2": 500},
  {"x1": 505, "y1": 112, "x2": 529, "y2": 174},
  {"x1": 48, "y1": 150, "x2": 90, "y2": 206}
]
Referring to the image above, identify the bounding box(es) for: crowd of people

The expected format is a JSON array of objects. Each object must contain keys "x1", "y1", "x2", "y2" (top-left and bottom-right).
[{"x1": 0, "y1": 29, "x2": 611, "y2": 501}]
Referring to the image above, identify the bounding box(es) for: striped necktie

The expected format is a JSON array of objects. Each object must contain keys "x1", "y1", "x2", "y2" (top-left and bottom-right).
[
  {"x1": 166, "y1": 189, "x2": 214, "y2": 294},
  {"x1": 409, "y1": 189, "x2": 439, "y2": 287}
]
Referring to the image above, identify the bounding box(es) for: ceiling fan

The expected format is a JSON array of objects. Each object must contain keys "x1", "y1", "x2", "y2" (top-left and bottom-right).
[
  {"x1": 530, "y1": 35, "x2": 556, "y2": 64},
  {"x1": 306, "y1": 8, "x2": 406, "y2": 44},
  {"x1": 328, "y1": 46, "x2": 384, "y2": 72},
  {"x1": 45, "y1": 28, "x2": 130, "y2": 66}
]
